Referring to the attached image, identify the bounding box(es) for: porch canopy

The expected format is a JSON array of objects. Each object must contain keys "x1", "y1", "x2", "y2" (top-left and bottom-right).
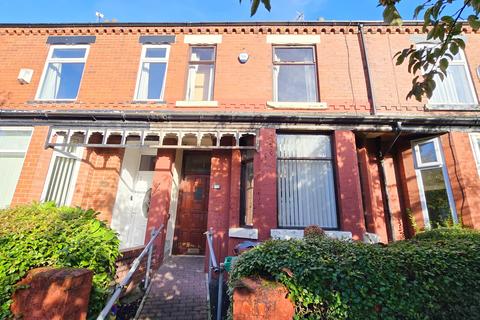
[{"x1": 45, "y1": 127, "x2": 257, "y2": 150}]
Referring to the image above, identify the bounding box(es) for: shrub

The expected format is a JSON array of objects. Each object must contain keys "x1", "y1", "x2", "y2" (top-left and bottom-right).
[
  {"x1": 230, "y1": 228, "x2": 480, "y2": 320},
  {"x1": 0, "y1": 203, "x2": 120, "y2": 319},
  {"x1": 304, "y1": 225, "x2": 326, "y2": 239}
]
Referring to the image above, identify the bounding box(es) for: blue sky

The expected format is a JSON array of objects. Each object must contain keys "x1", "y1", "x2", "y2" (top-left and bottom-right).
[{"x1": 0, "y1": 0, "x2": 445, "y2": 23}]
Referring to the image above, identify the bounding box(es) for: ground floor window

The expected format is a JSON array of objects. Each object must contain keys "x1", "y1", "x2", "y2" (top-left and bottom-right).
[
  {"x1": 412, "y1": 137, "x2": 457, "y2": 228},
  {"x1": 42, "y1": 135, "x2": 83, "y2": 206},
  {"x1": 240, "y1": 150, "x2": 254, "y2": 226},
  {"x1": 470, "y1": 133, "x2": 480, "y2": 177},
  {"x1": 276, "y1": 134, "x2": 338, "y2": 228},
  {"x1": 0, "y1": 128, "x2": 32, "y2": 208}
]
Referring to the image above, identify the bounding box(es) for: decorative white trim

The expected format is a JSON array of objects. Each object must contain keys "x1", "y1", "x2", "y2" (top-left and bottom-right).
[
  {"x1": 175, "y1": 100, "x2": 219, "y2": 107},
  {"x1": 469, "y1": 133, "x2": 480, "y2": 178},
  {"x1": 184, "y1": 35, "x2": 223, "y2": 44},
  {"x1": 266, "y1": 35, "x2": 321, "y2": 44},
  {"x1": 270, "y1": 229, "x2": 352, "y2": 241},
  {"x1": 229, "y1": 227, "x2": 259, "y2": 240},
  {"x1": 266, "y1": 101, "x2": 327, "y2": 109}
]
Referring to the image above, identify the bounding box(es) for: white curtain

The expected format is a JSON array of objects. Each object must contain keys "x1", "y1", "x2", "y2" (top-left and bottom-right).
[
  {"x1": 304, "y1": 65, "x2": 317, "y2": 102},
  {"x1": 136, "y1": 62, "x2": 150, "y2": 100},
  {"x1": 430, "y1": 65, "x2": 475, "y2": 105},
  {"x1": 39, "y1": 63, "x2": 62, "y2": 99},
  {"x1": 0, "y1": 155, "x2": 25, "y2": 208}
]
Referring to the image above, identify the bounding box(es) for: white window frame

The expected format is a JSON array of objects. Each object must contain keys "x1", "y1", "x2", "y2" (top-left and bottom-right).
[
  {"x1": 35, "y1": 44, "x2": 90, "y2": 101},
  {"x1": 0, "y1": 127, "x2": 33, "y2": 208},
  {"x1": 40, "y1": 135, "x2": 83, "y2": 206},
  {"x1": 133, "y1": 44, "x2": 170, "y2": 102},
  {"x1": 416, "y1": 42, "x2": 478, "y2": 108},
  {"x1": 272, "y1": 46, "x2": 318, "y2": 103},
  {"x1": 412, "y1": 137, "x2": 458, "y2": 228},
  {"x1": 185, "y1": 46, "x2": 216, "y2": 101},
  {"x1": 469, "y1": 133, "x2": 480, "y2": 177}
]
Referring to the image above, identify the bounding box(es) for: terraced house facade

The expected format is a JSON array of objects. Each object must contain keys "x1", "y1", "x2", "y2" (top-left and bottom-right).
[{"x1": 1, "y1": 21, "x2": 480, "y2": 263}]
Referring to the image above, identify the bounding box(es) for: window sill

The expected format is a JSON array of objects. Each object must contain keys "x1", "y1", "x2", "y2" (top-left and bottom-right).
[
  {"x1": 132, "y1": 100, "x2": 166, "y2": 104},
  {"x1": 425, "y1": 103, "x2": 479, "y2": 111},
  {"x1": 266, "y1": 101, "x2": 327, "y2": 109},
  {"x1": 270, "y1": 229, "x2": 352, "y2": 241},
  {"x1": 229, "y1": 227, "x2": 258, "y2": 240},
  {"x1": 30, "y1": 99, "x2": 77, "y2": 104},
  {"x1": 175, "y1": 100, "x2": 219, "y2": 107}
]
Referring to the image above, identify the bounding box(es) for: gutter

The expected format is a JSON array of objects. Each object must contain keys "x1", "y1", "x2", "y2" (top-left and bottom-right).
[{"x1": 359, "y1": 23, "x2": 377, "y2": 115}]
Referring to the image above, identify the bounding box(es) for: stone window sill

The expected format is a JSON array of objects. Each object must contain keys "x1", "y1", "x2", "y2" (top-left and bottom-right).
[
  {"x1": 266, "y1": 101, "x2": 327, "y2": 109},
  {"x1": 425, "y1": 103, "x2": 479, "y2": 111},
  {"x1": 229, "y1": 227, "x2": 258, "y2": 240}
]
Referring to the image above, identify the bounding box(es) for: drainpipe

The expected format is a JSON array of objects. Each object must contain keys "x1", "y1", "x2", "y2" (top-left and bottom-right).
[
  {"x1": 358, "y1": 23, "x2": 377, "y2": 115},
  {"x1": 377, "y1": 121, "x2": 402, "y2": 242}
]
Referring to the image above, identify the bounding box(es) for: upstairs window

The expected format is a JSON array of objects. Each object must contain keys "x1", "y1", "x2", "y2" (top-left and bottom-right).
[
  {"x1": 418, "y1": 44, "x2": 478, "y2": 108},
  {"x1": 186, "y1": 46, "x2": 215, "y2": 101},
  {"x1": 135, "y1": 45, "x2": 170, "y2": 101},
  {"x1": 36, "y1": 45, "x2": 89, "y2": 100},
  {"x1": 273, "y1": 47, "x2": 318, "y2": 102}
]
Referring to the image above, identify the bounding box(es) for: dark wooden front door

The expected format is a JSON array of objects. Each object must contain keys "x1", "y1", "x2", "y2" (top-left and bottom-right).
[{"x1": 173, "y1": 153, "x2": 210, "y2": 255}]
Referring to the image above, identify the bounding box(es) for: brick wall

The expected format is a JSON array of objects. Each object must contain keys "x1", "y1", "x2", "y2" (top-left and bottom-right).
[{"x1": 0, "y1": 24, "x2": 478, "y2": 117}]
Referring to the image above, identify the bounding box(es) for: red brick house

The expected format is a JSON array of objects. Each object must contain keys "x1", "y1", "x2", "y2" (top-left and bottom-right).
[{"x1": 1, "y1": 21, "x2": 480, "y2": 264}]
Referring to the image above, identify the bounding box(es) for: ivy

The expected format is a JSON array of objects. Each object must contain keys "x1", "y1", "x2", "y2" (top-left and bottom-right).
[
  {"x1": 230, "y1": 228, "x2": 480, "y2": 319},
  {"x1": 0, "y1": 203, "x2": 120, "y2": 319}
]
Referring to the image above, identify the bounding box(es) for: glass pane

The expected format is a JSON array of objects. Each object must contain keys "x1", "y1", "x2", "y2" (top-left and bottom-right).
[
  {"x1": 38, "y1": 62, "x2": 84, "y2": 99},
  {"x1": 0, "y1": 154, "x2": 25, "y2": 208},
  {"x1": 52, "y1": 48, "x2": 87, "y2": 59},
  {"x1": 145, "y1": 47, "x2": 167, "y2": 58},
  {"x1": 188, "y1": 64, "x2": 213, "y2": 101},
  {"x1": 139, "y1": 155, "x2": 156, "y2": 171},
  {"x1": 430, "y1": 65, "x2": 475, "y2": 105},
  {"x1": 190, "y1": 47, "x2": 215, "y2": 61},
  {"x1": 277, "y1": 134, "x2": 332, "y2": 158},
  {"x1": 136, "y1": 62, "x2": 167, "y2": 100},
  {"x1": 277, "y1": 159, "x2": 337, "y2": 228},
  {"x1": 420, "y1": 168, "x2": 453, "y2": 227},
  {"x1": 418, "y1": 142, "x2": 437, "y2": 164},
  {"x1": 274, "y1": 47, "x2": 314, "y2": 63},
  {"x1": 240, "y1": 160, "x2": 254, "y2": 226},
  {"x1": 184, "y1": 153, "x2": 211, "y2": 175},
  {"x1": 0, "y1": 130, "x2": 31, "y2": 151},
  {"x1": 277, "y1": 65, "x2": 317, "y2": 102}
]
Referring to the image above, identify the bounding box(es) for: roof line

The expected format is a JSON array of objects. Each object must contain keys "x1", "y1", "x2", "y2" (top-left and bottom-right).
[{"x1": 0, "y1": 20, "x2": 433, "y2": 28}]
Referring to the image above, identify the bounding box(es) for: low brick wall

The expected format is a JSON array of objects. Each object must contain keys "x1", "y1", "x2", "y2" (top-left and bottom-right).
[
  {"x1": 233, "y1": 278, "x2": 295, "y2": 320},
  {"x1": 115, "y1": 246, "x2": 147, "y2": 292},
  {"x1": 11, "y1": 267, "x2": 93, "y2": 320}
]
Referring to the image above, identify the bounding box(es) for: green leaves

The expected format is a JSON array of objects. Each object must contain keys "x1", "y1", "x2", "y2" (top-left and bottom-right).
[
  {"x1": 378, "y1": 0, "x2": 480, "y2": 101},
  {"x1": 230, "y1": 228, "x2": 480, "y2": 319},
  {"x1": 240, "y1": 0, "x2": 271, "y2": 16},
  {"x1": 0, "y1": 203, "x2": 120, "y2": 319}
]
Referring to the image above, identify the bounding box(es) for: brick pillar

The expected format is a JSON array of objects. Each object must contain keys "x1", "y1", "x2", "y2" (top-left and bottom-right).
[
  {"x1": 384, "y1": 154, "x2": 406, "y2": 240},
  {"x1": 253, "y1": 128, "x2": 277, "y2": 241},
  {"x1": 207, "y1": 150, "x2": 232, "y2": 264},
  {"x1": 357, "y1": 142, "x2": 388, "y2": 243},
  {"x1": 146, "y1": 149, "x2": 176, "y2": 266},
  {"x1": 334, "y1": 131, "x2": 366, "y2": 240},
  {"x1": 11, "y1": 126, "x2": 53, "y2": 205},
  {"x1": 441, "y1": 132, "x2": 480, "y2": 229},
  {"x1": 228, "y1": 149, "x2": 243, "y2": 255}
]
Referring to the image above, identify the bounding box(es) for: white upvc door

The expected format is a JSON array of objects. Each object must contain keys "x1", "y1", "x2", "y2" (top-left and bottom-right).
[{"x1": 111, "y1": 148, "x2": 156, "y2": 249}]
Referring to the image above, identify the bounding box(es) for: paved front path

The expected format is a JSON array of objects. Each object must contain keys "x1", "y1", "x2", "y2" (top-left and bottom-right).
[{"x1": 138, "y1": 255, "x2": 208, "y2": 320}]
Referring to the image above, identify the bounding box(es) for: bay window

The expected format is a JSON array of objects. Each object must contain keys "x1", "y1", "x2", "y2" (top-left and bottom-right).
[
  {"x1": 277, "y1": 134, "x2": 337, "y2": 228},
  {"x1": 36, "y1": 45, "x2": 89, "y2": 100},
  {"x1": 0, "y1": 128, "x2": 32, "y2": 208},
  {"x1": 412, "y1": 137, "x2": 457, "y2": 228}
]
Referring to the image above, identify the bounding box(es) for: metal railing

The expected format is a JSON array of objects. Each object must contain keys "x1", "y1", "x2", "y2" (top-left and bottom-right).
[
  {"x1": 205, "y1": 228, "x2": 225, "y2": 320},
  {"x1": 97, "y1": 225, "x2": 164, "y2": 320}
]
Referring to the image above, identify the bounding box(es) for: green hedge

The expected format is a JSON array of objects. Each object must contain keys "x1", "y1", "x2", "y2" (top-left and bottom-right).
[
  {"x1": 0, "y1": 203, "x2": 120, "y2": 319},
  {"x1": 230, "y1": 228, "x2": 480, "y2": 319}
]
